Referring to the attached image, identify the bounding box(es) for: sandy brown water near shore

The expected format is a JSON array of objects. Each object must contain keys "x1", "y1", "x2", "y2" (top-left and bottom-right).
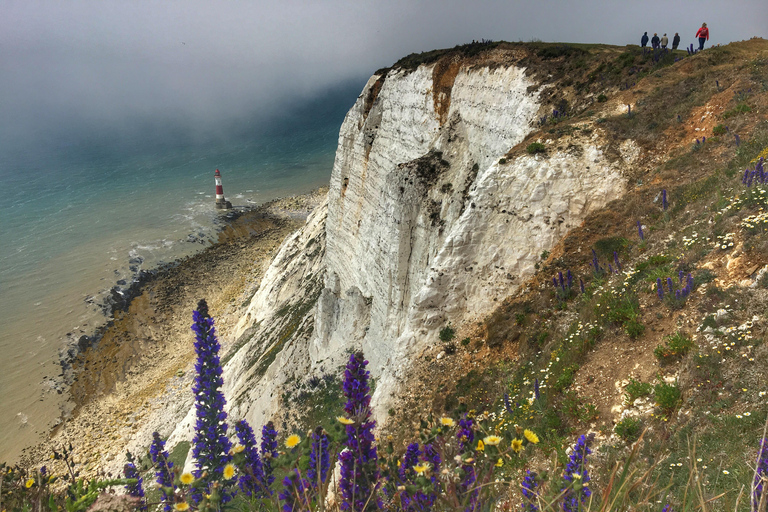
[{"x1": 19, "y1": 189, "x2": 327, "y2": 473}]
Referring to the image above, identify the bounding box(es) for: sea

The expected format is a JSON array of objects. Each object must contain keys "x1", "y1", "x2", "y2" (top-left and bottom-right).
[{"x1": 0, "y1": 80, "x2": 363, "y2": 462}]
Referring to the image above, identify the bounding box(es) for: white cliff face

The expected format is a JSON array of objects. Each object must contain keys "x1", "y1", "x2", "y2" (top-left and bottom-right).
[{"x1": 164, "y1": 58, "x2": 630, "y2": 462}]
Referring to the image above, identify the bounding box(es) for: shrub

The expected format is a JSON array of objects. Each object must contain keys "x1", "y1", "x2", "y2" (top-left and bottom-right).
[
  {"x1": 654, "y1": 381, "x2": 682, "y2": 415},
  {"x1": 554, "y1": 364, "x2": 579, "y2": 392},
  {"x1": 526, "y1": 142, "x2": 546, "y2": 155},
  {"x1": 654, "y1": 332, "x2": 694, "y2": 363},
  {"x1": 624, "y1": 378, "x2": 653, "y2": 404},
  {"x1": 597, "y1": 94, "x2": 608, "y2": 102},
  {"x1": 712, "y1": 124, "x2": 727, "y2": 135},
  {"x1": 614, "y1": 417, "x2": 642, "y2": 443},
  {"x1": 439, "y1": 324, "x2": 456, "y2": 342}
]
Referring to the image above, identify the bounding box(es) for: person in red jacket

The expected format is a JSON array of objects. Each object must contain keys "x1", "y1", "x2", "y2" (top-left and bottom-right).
[{"x1": 696, "y1": 23, "x2": 709, "y2": 51}]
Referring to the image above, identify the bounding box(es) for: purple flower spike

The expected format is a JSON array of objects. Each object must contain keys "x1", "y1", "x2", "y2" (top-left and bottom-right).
[
  {"x1": 339, "y1": 352, "x2": 379, "y2": 512},
  {"x1": 308, "y1": 427, "x2": 330, "y2": 488},
  {"x1": 457, "y1": 415, "x2": 474, "y2": 451},
  {"x1": 753, "y1": 437, "x2": 768, "y2": 511},
  {"x1": 559, "y1": 271, "x2": 565, "y2": 289},
  {"x1": 744, "y1": 168, "x2": 750, "y2": 184},
  {"x1": 279, "y1": 470, "x2": 310, "y2": 512},
  {"x1": 679, "y1": 270, "x2": 684, "y2": 284},
  {"x1": 123, "y1": 458, "x2": 147, "y2": 511},
  {"x1": 614, "y1": 251, "x2": 622, "y2": 271},
  {"x1": 702, "y1": 136, "x2": 706, "y2": 144},
  {"x1": 662, "y1": 189, "x2": 668, "y2": 210},
  {"x1": 662, "y1": 505, "x2": 673, "y2": 512},
  {"x1": 657, "y1": 278, "x2": 664, "y2": 300},
  {"x1": 667, "y1": 277, "x2": 674, "y2": 294},
  {"x1": 521, "y1": 470, "x2": 539, "y2": 512},
  {"x1": 580, "y1": 278, "x2": 585, "y2": 294},
  {"x1": 637, "y1": 221, "x2": 644, "y2": 240},
  {"x1": 261, "y1": 421, "x2": 279, "y2": 488},
  {"x1": 735, "y1": 134, "x2": 741, "y2": 146},
  {"x1": 190, "y1": 299, "x2": 233, "y2": 503},
  {"x1": 567, "y1": 269, "x2": 573, "y2": 289},
  {"x1": 675, "y1": 289, "x2": 681, "y2": 300},
  {"x1": 149, "y1": 432, "x2": 176, "y2": 512},
  {"x1": 553, "y1": 277, "x2": 558, "y2": 288},
  {"x1": 235, "y1": 420, "x2": 267, "y2": 497},
  {"x1": 561, "y1": 434, "x2": 595, "y2": 512},
  {"x1": 609, "y1": 264, "x2": 614, "y2": 274}
]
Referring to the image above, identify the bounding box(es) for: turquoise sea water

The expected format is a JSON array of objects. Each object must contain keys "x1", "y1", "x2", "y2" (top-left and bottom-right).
[{"x1": 0, "y1": 82, "x2": 361, "y2": 461}]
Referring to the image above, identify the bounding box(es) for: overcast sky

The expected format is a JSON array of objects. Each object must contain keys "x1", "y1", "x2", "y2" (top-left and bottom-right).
[{"x1": 1, "y1": 0, "x2": 766, "y2": 150}]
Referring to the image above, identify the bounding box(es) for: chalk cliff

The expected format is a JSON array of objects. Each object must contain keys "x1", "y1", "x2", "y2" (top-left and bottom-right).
[{"x1": 165, "y1": 48, "x2": 631, "y2": 452}]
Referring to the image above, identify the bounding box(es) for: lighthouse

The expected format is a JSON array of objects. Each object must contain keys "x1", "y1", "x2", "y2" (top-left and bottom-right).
[{"x1": 214, "y1": 169, "x2": 232, "y2": 209}]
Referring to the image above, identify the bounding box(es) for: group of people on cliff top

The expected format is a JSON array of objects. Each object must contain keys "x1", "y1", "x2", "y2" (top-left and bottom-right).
[{"x1": 641, "y1": 23, "x2": 709, "y2": 51}]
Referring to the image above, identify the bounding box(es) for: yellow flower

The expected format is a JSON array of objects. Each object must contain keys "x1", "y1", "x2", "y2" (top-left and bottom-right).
[
  {"x1": 285, "y1": 434, "x2": 301, "y2": 448},
  {"x1": 174, "y1": 502, "x2": 190, "y2": 511},
  {"x1": 495, "y1": 458, "x2": 503, "y2": 467},
  {"x1": 511, "y1": 438, "x2": 523, "y2": 453},
  {"x1": 440, "y1": 417, "x2": 455, "y2": 427},
  {"x1": 483, "y1": 435, "x2": 502, "y2": 446},
  {"x1": 25, "y1": 478, "x2": 35, "y2": 488},
  {"x1": 476, "y1": 440, "x2": 485, "y2": 451},
  {"x1": 413, "y1": 464, "x2": 430, "y2": 475},
  {"x1": 180, "y1": 473, "x2": 195, "y2": 485},
  {"x1": 337, "y1": 416, "x2": 354, "y2": 425},
  {"x1": 523, "y1": 429, "x2": 539, "y2": 444},
  {"x1": 231, "y1": 444, "x2": 245, "y2": 454},
  {"x1": 223, "y1": 463, "x2": 236, "y2": 480}
]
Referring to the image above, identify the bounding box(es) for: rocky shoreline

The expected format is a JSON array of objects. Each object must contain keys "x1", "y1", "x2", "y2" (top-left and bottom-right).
[{"x1": 20, "y1": 188, "x2": 328, "y2": 475}]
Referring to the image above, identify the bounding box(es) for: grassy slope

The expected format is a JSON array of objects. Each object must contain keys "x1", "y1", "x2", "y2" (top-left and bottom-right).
[{"x1": 379, "y1": 38, "x2": 768, "y2": 510}]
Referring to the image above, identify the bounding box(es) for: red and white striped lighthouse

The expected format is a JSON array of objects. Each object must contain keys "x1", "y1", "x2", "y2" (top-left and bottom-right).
[{"x1": 214, "y1": 169, "x2": 232, "y2": 209}]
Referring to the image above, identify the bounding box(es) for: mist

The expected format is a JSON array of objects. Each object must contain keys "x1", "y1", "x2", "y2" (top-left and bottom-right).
[{"x1": 2, "y1": 0, "x2": 765, "y2": 163}]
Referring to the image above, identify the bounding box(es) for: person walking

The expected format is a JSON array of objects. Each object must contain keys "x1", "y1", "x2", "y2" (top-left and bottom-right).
[
  {"x1": 660, "y1": 33, "x2": 669, "y2": 49},
  {"x1": 672, "y1": 33, "x2": 681, "y2": 50},
  {"x1": 651, "y1": 33, "x2": 660, "y2": 49},
  {"x1": 641, "y1": 31, "x2": 649, "y2": 47},
  {"x1": 695, "y1": 23, "x2": 709, "y2": 50}
]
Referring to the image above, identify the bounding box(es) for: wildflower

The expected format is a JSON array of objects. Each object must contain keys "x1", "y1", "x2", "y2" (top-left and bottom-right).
[
  {"x1": 173, "y1": 503, "x2": 190, "y2": 512},
  {"x1": 662, "y1": 189, "x2": 668, "y2": 210},
  {"x1": 180, "y1": 473, "x2": 195, "y2": 485},
  {"x1": 261, "y1": 421, "x2": 279, "y2": 488},
  {"x1": 723, "y1": 470, "x2": 730, "y2": 475},
  {"x1": 511, "y1": 439, "x2": 523, "y2": 453},
  {"x1": 223, "y1": 464, "x2": 236, "y2": 480},
  {"x1": 285, "y1": 434, "x2": 301, "y2": 449},
  {"x1": 337, "y1": 416, "x2": 355, "y2": 425},
  {"x1": 307, "y1": 426, "x2": 330, "y2": 488},
  {"x1": 561, "y1": 434, "x2": 595, "y2": 512},
  {"x1": 521, "y1": 471, "x2": 539, "y2": 512},
  {"x1": 483, "y1": 435, "x2": 502, "y2": 446},
  {"x1": 657, "y1": 278, "x2": 664, "y2": 300},
  {"x1": 234, "y1": 420, "x2": 267, "y2": 497},
  {"x1": 413, "y1": 464, "x2": 430, "y2": 475},
  {"x1": 524, "y1": 429, "x2": 540, "y2": 444},
  {"x1": 476, "y1": 440, "x2": 485, "y2": 451},
  {"x1": 150, "y1": 432, "x2": 176, "y2": 512},
  {"x1": 753, "y1": 437, "x2": 768, "y2": 510},
  {"x1": 190, "y1": 300, "x2": 232, "y2": 502},
  {"x1": 25, "y1": 478, "x2": 34, "y2": 488},
  {"x1": 457, "y1": 415, "x2": 475, "y2": 451},
  {"x1": 279, "y1": 470, "x2": 310, "y2": 512},
  {"x1": 123, "y1": 455, "x2": 147, "y2": 511},
  {"x1": 339, "y1": 352, "x2": 379, "y2": 512},
  {"x1": 440, "y1": 417, "x2": 455, "y2": 427},
  {"x1": 637, "y1": 221, "x2": 644, "y2": 240},
  {"x1": 231, "y1": 444, "x2": 245, "y2": 455}
]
